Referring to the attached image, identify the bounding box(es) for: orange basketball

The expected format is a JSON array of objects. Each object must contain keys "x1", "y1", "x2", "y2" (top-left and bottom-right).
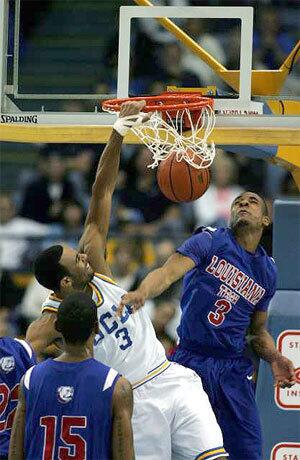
[{"x1": 157, "y1": 152, "x2": 210, "y2": 202}]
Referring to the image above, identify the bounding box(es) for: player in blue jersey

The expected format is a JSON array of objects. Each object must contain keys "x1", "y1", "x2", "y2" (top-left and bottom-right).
[
  {"x1": 9, "y1": 291, "x2": 134, "y2": 460},
  {"x1": 119, "y1": 191, "x2": 296, "y2": 460},
  {"x1": 0, "y1": 337, "x2": 36, "y2": 460}
]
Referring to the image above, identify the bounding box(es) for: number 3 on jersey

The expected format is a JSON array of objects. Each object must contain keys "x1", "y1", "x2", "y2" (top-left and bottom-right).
[{"x1": 208, "y1": 299, "x2": 232, "y2": 326}]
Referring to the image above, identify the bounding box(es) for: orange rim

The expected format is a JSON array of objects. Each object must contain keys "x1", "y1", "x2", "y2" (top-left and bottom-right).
[{"x1": 102, "y1": 94, "x2": 214, "y2": 113}]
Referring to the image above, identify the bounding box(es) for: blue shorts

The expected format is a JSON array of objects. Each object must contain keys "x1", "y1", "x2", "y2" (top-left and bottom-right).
[{"x1": 172, "y1": 347, "x2": 262, "y2": 460}]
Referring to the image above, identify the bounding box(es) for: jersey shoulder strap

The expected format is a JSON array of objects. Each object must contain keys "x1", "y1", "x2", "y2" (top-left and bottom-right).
[{"x1": 89, "y1": 273, "x2": 121, "y2": 306}]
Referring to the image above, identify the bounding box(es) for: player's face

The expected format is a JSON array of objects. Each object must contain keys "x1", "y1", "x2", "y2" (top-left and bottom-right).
[
  {"x1": 230, "y1": 192, "x2": 270, "y2": 231},
  {"x1": 59, "y1": 246, "x2": 94, "y2": 290}
]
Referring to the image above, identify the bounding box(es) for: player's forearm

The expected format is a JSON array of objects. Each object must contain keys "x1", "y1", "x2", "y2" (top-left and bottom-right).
[
  {"x1": 83, "y1": 129, "x2": 122, "y2": 232},
  {"x1": 93, "y1": 130, "x2": 123, "y2": 195},
  {"x1": 112, "y1": 378, "x2": 135, "y2": 460},
  {"x1": 112, "y1": 416, "x2": 135, "y2": 460},
  {"x1": 8, "y1": 401, "x2": 25, "y2": 460},
  {"x1": 251, "y1": 329, "x2": 281, "y2": 363},
  {"x1": 139, "y1": 268, "x2": 173, "y2": 300}
]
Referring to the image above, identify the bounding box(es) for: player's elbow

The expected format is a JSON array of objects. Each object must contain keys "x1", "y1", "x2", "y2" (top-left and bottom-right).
[{"x1": 26, "y1": 316, "x2": 56, "y2": 356}]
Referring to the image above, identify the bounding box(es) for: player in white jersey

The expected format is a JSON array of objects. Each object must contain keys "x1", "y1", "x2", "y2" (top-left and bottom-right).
[
  {"x1": 41, "y1": 272, "x2": 166, "y2": 385},
  {"x1": 27, "y1": 101, "x2": 227, "y2": 460}
]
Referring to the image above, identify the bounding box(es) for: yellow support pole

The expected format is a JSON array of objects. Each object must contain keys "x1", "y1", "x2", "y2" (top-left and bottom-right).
[
  {"x1": 291, "y1": 167, "x2": 300, "y2": 192},
  {"x1": 276, "y1": 146, "x2": 300, "y2": 169},
  {"x1": 134, "y1": 0, "x2": 300, "y2": 96},
  {"x1": 133, "y1": 0, "x2": 227, "y2": 76},
  {"x1": 279, "y1": 40, "x2": 300, "y2": 73}
]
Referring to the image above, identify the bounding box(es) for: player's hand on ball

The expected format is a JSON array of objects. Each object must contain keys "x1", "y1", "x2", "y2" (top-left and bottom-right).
[
  {"x1": 117, "y1": 290, "x2": 146, "y2": 316},
  {"x1": 271, "y1": 355, "x2": 295, "y2": 388}
]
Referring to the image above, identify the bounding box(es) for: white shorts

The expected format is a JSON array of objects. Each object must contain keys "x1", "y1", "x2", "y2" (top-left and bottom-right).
[{"x1": 132, "y1": 361, "x2": 227, "y2": 460}]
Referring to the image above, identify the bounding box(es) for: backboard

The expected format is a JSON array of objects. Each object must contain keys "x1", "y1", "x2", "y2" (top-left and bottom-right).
[{"x1": 0, "y1": 0, "x2": 299, "y2": 174}]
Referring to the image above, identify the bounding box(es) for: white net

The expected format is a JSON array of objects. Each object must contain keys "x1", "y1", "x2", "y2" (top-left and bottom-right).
[
  {"x1": 103, "y1": 98, "x2": 216, "y2": 169},
  {"x1": 132, "y1": 105, "x2": 216, "y2": 169}
]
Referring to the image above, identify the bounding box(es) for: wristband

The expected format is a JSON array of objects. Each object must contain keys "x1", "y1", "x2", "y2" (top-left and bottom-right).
[{"x1": 113, "y1": 113, "x2": 146, "y2": 137}]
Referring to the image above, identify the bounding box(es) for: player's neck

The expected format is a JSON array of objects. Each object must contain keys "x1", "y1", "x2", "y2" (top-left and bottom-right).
[
  {"x1": 55, "y1": 343, "x2": 92, "y2": 363},
  {"x1": 233, "y1": 227, "x2": 262, "y2": 254},
  {"x1": 56, "y1": 283, "x2": 93, "y2": 300}
]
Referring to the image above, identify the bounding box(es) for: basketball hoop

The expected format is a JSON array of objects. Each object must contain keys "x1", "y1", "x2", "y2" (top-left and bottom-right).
[{"x1": 102, "y1": 94, "x2": 216, "y2": 169}]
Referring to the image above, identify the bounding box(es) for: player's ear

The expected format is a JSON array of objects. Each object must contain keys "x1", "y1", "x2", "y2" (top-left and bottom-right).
[
  {"x1": 60, "y1": 276, "x2": 72, "y2": 290},
  {"x1": 262, "y1": 215, "x2": 271, "y2": 228}
]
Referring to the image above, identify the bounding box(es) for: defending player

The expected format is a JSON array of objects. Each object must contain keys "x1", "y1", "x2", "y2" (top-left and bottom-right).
[
  {"x1": 118, "y1": 191, "x2": 296, "y2": 460},
  {"x1": 9, "y1": 291, "x2": 134, "y2": 460},
  {"x1": 0, "y1": 337, "x2": 36, "y2": 460},
  {"x1": 26, "y1": 101, "x2": 228, "y2": 459}
]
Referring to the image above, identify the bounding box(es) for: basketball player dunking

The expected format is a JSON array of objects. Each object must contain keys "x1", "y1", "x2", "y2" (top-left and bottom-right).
[
  {"x1": 118, "y1": 191, "x2": 296, "y2": 460},
  {"x1": 26, "y1": 101, "x2": 228, "y2": 459}
]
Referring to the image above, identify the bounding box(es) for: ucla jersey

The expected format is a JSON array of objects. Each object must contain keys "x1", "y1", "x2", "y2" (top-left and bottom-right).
[
  {"x1": 42, "y1": 273, "x2": 166, "y2": 386},
  {"x1": 23, "y1": 358, "x2": 119, "y2": 460},
  {"x1": 0, "y1": 337, "x2": 36, "y2": 457},
  {"x1": 176, "y1": 227, "x2": 277, "y2": 358}
]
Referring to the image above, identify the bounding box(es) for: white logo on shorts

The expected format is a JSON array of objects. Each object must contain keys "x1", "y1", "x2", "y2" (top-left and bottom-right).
[
  {"x1": 246, "y1": 375, "x2": 253, "y2": 380},
  {"x1": 0, "y1": 356, "x2": 15, "y2": 373},
  {"x1": 57, "y1": 386, "x2": 74, "y2": 403}
]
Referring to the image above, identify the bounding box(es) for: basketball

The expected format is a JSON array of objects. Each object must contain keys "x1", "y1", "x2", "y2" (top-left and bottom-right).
[{"x1": 157, "y1": 152, "x2": 210, "y2": 202}]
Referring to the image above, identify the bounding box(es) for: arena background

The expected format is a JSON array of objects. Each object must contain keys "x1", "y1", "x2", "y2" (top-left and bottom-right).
[{"x1": 0, "y1": 1, "x2": 299, "y2": 458}]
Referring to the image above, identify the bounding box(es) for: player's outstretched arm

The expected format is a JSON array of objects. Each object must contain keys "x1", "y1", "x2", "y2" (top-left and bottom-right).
[
  {"x1": 79, "y1": 100, "x2": 146, "y2": 276},
  {"x1": 249, "y1": 311, "x2": 295, "y2": 388},
  {"x1": 112, "y1": 376, "x2": 135, "y2": 460},
  {"x1": 118, "y1": 252, "x2": 195, "y2": 314},
  {"x1": 8, "y1": 378, "x2": 26, "y2": 460}
]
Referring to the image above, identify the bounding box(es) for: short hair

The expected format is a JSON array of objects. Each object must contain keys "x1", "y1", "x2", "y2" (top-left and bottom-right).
[
  {"x1": 56, "y1": 292, "x2": 97, "y2": 344},
  {"x1": 34, "y1": 245, "x2": 68, "y2": 291}
]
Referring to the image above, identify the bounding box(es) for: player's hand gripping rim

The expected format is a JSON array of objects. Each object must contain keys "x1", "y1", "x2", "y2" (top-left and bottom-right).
[
  {"x1": 113, "y1": 100, "x2": 150, "y2": 137},
  {"x1": 116, "y1": 290, "x2": 146, "y2": 317}
]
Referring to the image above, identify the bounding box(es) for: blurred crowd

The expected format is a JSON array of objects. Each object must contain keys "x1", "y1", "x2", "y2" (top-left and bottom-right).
[{"x1": 1, "y1": 0, "x2": 299, "y2": 353}]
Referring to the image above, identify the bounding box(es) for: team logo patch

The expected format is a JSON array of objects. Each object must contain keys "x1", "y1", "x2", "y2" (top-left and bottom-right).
[
  {"x1": 57, "y1": 386, "x2": 74, "y2": 404},
  {"x1": 0, "y1": 356, "x2": 15, "y2": 373}
]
